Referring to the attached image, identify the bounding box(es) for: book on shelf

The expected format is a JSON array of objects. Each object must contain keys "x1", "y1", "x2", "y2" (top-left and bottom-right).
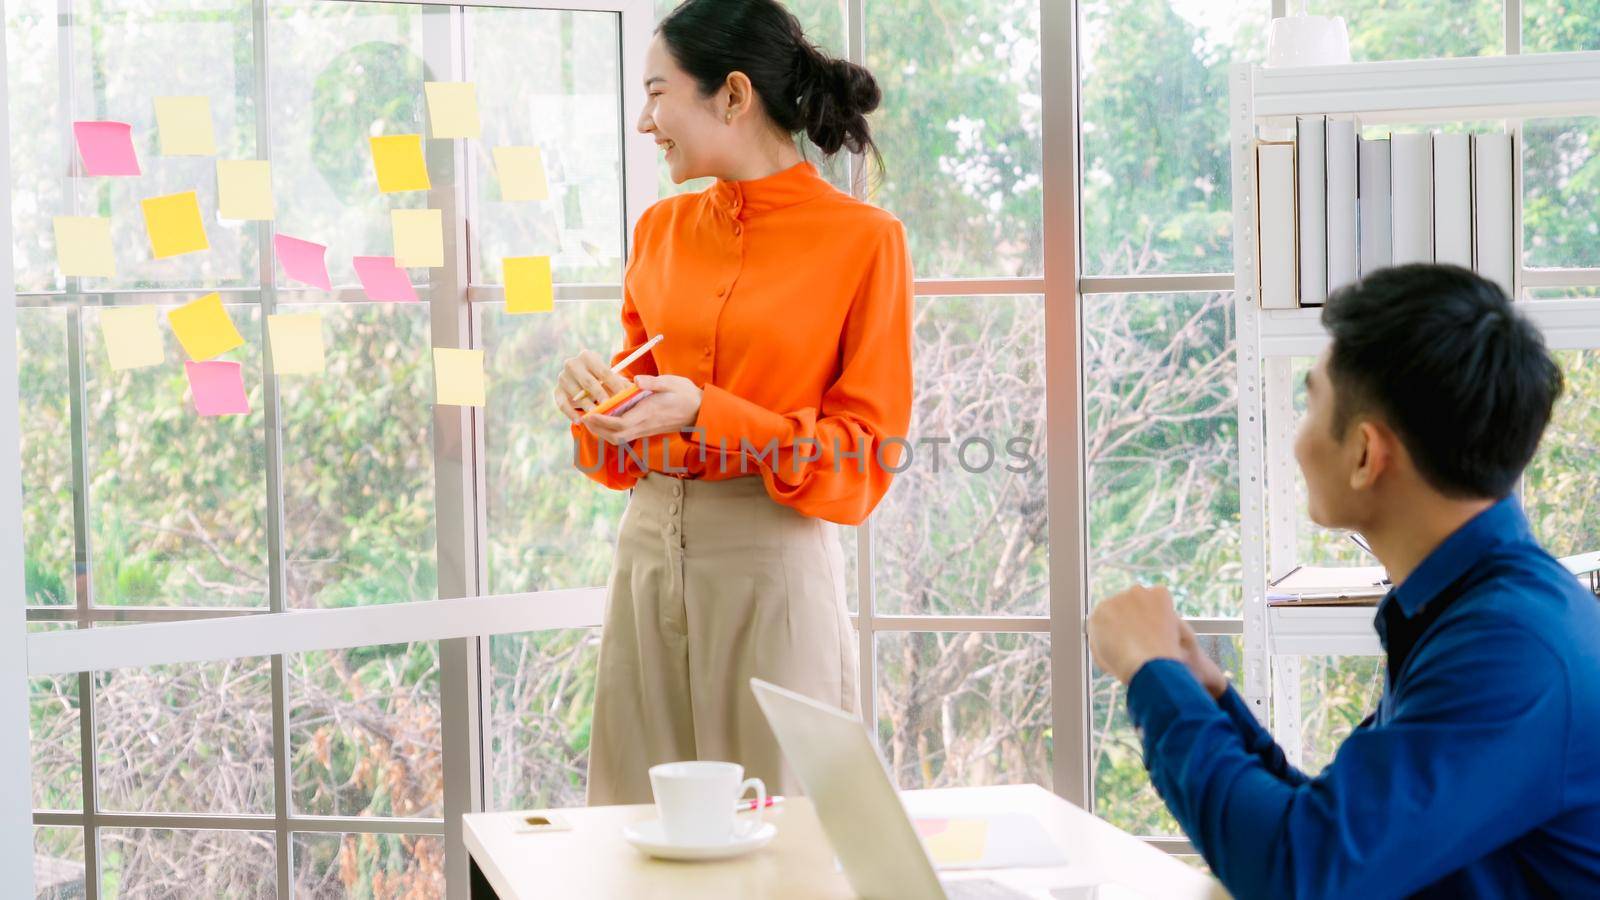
[
  {"x1": 1258, "y1": 140, "x2": 1298, "y2": 310},
  {"x1": 1326, "y1": 116, "x2": 1360, "y2": 294},
  {"x1": 1472, "y1": 132, "x2": 1515, "y2": 297},
  {"x1": 1267, "y1": 564, "x2": 1390, "y2": 607},
  {"x1": 1358, "y1": 135, "x2": 1393, "y2": 275},
  {"x1": 1391, "y1": 131, "x2": 1434, "y2": 265},
  {"x1": 1297, "y1": 115, "x2": 1328, "y2": 306},
  {"x1": 1433, "y1": 132, "x2": 1474, "y2": 268}
]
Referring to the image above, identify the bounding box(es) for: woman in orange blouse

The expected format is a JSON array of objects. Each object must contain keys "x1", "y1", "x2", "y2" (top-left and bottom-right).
[{"x1": 553, "y1": 0, "x2": 913, "y2": 806}]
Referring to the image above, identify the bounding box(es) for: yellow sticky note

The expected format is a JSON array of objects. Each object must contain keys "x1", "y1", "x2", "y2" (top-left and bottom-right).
[
  {"x1": 52, "y1": 215, "x2": 117, "y2": 278},
  {"x1": 167, "y1": 292, "x2": 244, "y2": 361},
  {"x1": 504, "y1": 256, "x2": 553, "y2": 314},
  {"x1": 433, "y1": 347, "x2": 485, "y2": 407},
  {"x1": 392, "y1": 208, "x2": 444, "y2": 268},
  {"x1": 153, "y1": 96, "x2": 216, "y2": 156},
  {"x1": 920, "y1": 819, "x2": 989, "y2": 866},
  {"x1": 266, "y1": 313, "x2": 324, "y2": 375},
  {"x1": 141, "y1": 191, "x2": 209, "y2": 259},
  {"x1": 370, "y1": 135, "x2": 431, "y2": 192},
  {"x1": 217, "y1": 160, "x2": 274, "y2": 220},
  {"x1": 99, "y1": 306, "x2": 164, "y2": 370},
  {"x1": 425, "y1": 82, "x2": 481, "y2": 139},
  {"x1": 493, "y1": 146, "x2": 548, "y2": 202}
]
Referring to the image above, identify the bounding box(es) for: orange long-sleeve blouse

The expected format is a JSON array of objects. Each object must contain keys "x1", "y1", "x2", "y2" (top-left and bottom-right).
[{"x1": 569, "y1": 160, "x2": 914, "y2": 526}]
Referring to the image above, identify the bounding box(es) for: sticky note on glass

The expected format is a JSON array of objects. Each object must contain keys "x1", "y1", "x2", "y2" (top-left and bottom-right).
[
  {"x1": 274, "y1": 234, "x2": 331, "y2": 290},
  {"x1": 370, "y1": 134, "x2": 430, "y2": 192},
  {"x1": 217, "y1": 160, "x2": 273, "y2": 220},
  {"x1": 504, "y1": 256, "x2": 553, "y2": 314},
  {"x1": 424, "y1": 82, "x2": 481, "y2": 139},
  {"x1": 141, "y1": 191, "x2": 209, "y2": 259},
  {"x1": 353, "y1": 256, "x2": 418, "y2": 302},
  {"x1": 433, "y1": 347, "x2": 485, "y2": 407},
  {"x1": 185, "y1": 360, "x2": 249, "y2": 416},
  {"x1": 73, "y1": 121, "x2": 140, "y2": 176},
  {"x1": 153, "y1": 96, "x2": 216, "y2": 156},
  {"x1": 52, "y1": 215, "x2": 117, "y2": 278},
  {"x1": 168, "y1": 292, "x2": 244, "y2": 361},
  {"x1": 392, "y1": 209, "x2": 444, "y2": 268},
  {"x1": 493, "y1": 146, "x2": 548, "y2": 202},
  {"x1": 99, "y1": 306, "x2": 164, "y2": 370},
  {"x1": 266, "y1": 313, "x2": 325, "y2": 375}
]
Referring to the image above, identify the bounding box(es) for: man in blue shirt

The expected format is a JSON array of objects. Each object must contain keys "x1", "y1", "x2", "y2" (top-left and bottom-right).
[{"x1": 1087, "y1": 264, "x2": 1600, "y2": 898}]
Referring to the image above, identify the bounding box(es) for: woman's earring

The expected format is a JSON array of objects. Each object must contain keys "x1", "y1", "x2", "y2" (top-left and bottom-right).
[{"x1": 725, "y1": 112, "x2": 733, "y2": 123}]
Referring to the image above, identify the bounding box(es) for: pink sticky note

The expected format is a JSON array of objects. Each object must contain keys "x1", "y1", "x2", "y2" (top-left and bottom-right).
[
  {"x1": 274, "y1": 234, "x2": 332, "y2": 290},
  {"x1": 184, "y1": 360, "x2": 249, "y2": 416},
  {"x1": 73, "y1": 121, "x2": 141, "y2": 176},
  {"x1": 352, "y1": 255, "x2": 419, "y2": 302}
]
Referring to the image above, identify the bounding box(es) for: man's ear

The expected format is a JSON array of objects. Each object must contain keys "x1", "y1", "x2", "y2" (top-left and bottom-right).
[{"x1": 1349, "y1": 419, "x2": 1393, "y2": 492}]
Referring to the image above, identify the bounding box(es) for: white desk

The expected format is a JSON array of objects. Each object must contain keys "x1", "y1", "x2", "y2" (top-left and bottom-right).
[{"x1": 464, "y1": 783, "x2": 1226, "y2": 899}]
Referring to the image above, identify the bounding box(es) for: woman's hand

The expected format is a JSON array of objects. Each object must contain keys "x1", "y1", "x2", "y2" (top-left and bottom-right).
[
  {"x1": 582, "y1": 374, "x2": 703, "y2": 445},
  {"x1": 553, "y1": 349, "x2": 632, "y2": 424}
]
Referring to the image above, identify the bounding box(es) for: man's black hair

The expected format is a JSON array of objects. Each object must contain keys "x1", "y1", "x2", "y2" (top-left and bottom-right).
[{"x1": 1320, "y1": 263, "x2": 1565, "y2": 500}]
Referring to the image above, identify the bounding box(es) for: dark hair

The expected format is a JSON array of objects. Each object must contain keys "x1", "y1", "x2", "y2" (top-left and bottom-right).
[
  {"x1": 657, "y1": 0, "x2": 883, "y2": 168},
  {"x1": 1320, "y1": 263, "x2": 1564, "y2": 500}
]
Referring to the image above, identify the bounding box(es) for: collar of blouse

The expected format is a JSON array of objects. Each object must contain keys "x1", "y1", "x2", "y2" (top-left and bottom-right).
[{"x1": 708, "y1": 159, "x2": 833, "y2": 220}]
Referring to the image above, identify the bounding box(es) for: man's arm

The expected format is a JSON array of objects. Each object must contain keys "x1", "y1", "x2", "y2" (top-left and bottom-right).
[
  {"x1": 1129, "y1": 617, "x2": 1568, "y2": 900},
  {"x1": 1211, "y1": 683, "x2": 1310, "y2": 787}
]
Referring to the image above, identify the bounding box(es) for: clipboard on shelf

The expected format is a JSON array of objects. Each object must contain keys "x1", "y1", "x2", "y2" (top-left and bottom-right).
[{"x1": 1267, "y1": 564, "x2": 1390, "y2": 607}]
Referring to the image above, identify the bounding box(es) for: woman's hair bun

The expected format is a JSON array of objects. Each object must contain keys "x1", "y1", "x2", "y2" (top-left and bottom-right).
[{"x1": 796, "y1": 47, "x2": 881, "y2": 156}]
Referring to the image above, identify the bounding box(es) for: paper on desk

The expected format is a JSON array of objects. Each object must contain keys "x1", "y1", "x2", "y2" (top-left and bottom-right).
[{"x1": 914, "y1": 814, "x2": 1068, "y2": 871}]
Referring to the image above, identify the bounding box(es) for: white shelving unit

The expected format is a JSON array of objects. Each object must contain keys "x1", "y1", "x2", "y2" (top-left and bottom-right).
[{"x1": 1228, "y1": 51, "x2": 1600, "y2": 765}]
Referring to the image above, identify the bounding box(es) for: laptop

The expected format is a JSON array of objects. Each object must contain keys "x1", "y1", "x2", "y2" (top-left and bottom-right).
[{"x1": 750, "y1": 677, "x2": 1054, "y2": 900}]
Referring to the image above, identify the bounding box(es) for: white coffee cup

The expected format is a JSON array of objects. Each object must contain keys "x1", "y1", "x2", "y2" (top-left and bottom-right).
[{"x1": 648, "y1": 761, "x2": 765, "y2": 845}]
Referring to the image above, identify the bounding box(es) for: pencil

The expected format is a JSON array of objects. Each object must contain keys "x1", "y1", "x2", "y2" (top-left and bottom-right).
[{"x1": 570, "y1": 334, "x2": 664, "y2": 405}]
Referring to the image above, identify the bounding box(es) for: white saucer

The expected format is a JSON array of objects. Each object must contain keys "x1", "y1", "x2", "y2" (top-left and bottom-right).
[{"x1": 622, "y1": 819, "x2": 777, "y2": 861}]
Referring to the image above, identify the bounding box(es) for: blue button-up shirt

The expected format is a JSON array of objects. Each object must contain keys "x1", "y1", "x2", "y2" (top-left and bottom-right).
[{"x1": 1127, "y1": 496, "x2": 1600, "y2": 898}]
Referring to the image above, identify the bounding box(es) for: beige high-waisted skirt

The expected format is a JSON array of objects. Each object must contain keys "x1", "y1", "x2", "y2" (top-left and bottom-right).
[{"x1": 585, "y1": 472, "x2": 860, "y2": 806}]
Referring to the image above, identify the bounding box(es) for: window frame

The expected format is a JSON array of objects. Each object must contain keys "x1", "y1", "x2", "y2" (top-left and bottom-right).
[{"x1": 15, "y1": 1, "x2": 1600, "y2": 897}]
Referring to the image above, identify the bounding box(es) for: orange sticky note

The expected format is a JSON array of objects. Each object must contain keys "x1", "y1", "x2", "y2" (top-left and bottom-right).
[
  {"x1": 370, "y1": 135, "x2": 431, "y2": 192},
  {"x1": 167, "y1": 292, "x2": 245, "y2": 361},
  {"x1": 503, "y1": 256, "x2": 553, "y2": 314},
  {"x1": 140, "y1": 191, "x2": 209, "y2": 259},
  {"x1": 433, "y1": 347, "x2": 485, "y2": 407}
]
